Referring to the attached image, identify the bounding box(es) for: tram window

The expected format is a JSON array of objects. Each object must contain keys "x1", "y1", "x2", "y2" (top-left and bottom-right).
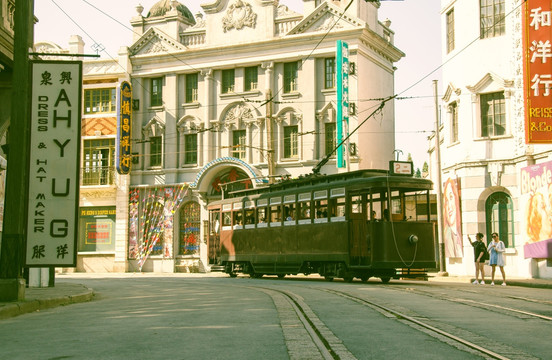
[
  {"x1": 329, "y1": 197, "x2": 346, "y2": 220},
  {"x1": 298, "y1": 201, "x2": 311, "y2": 221},
  {"x1": 257, "y1": 207, "x2": 267, "y2": 224},
  {"x1": 270, "y1": 205, "x2": 282, "y2": 224},
  {"x1": 210, "y1": 210, "x2": 220, "y2": 234},
  {"x1": 233, "y1": 210, "x2": 243, "y2": 226},
  {"x1": 351, "y1": 195, "x2": 362, "y2": 214},
  {"x1": 315, "y1": 200, "x2": 328, "y2": 220},
  {"x1": 222, "y1": 212, "x2": 232, "y2": 227},
  {"x1": 368, "y1": 193, "x2": 381, "y2": 221},
  {"x1": 391, "y1": 190, "x2": 404, "y2": 221},
  {"x1": 244, "y1": 208, "x2": 255, "y2": 225},
  {"x1": 284, "y1": 204, "x2": 296, "y2": 221}
]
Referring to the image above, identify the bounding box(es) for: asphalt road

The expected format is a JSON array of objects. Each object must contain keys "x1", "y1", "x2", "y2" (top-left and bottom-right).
[{"x1": 0, "y1": 274, "x2": 550, "y2": 359}]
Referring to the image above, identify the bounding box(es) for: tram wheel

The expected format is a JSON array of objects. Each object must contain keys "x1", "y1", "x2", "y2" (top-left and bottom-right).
[
  {"x1": 250, "y1": 273, "x2": 263, "y2": 278},
  {"x1": 324, "y1": 276, "x2": 334, "y2": 282},
  {"x1": 360, "y1": 276, "x2": 369, "y2": 283},
  {"x1": 229, "y1": 273, "x2": 237, "y2": 278},
  {"x1": 380, "y1": 276, "x2": 391, "y2": 284},
  {"x1": 343, "y1": 276, "x2": 354, "y2": 283},
  {"x1": 277, "y1": 274, "x2": 285, "y2": 279}
]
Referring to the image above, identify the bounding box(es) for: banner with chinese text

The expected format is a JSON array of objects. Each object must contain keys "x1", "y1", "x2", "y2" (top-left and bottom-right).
[
  {"x1": 26, "y1": 60, "x2": 82, "y2": 267},
  {"x1": 523, "y1": 0, "x2": 552, "y2": 143}
]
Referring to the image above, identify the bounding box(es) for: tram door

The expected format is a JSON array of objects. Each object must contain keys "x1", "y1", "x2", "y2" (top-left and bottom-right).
[
  {"x1": 208, "y1": 209, "x2": 221, "y2": 265},
  {"x1": 349, "y1": 194, "x2": 370, "y2": 265}
]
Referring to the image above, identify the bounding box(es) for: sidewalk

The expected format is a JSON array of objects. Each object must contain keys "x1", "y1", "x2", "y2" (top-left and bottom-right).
[
  {"x1": 1, "y1": 273, "x2": 551, "y2": 320},
  {"x1": 0, "y1": 282, "x2": 94, "y2": 320},
  {"x1": 428, "y1": 272, "x2": 552, "y2": 289}
]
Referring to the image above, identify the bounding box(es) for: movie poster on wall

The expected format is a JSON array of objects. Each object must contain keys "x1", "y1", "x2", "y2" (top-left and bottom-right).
[
  {"x1": 520, "y1": 161, "x2": 552, "y2": 258},
  {"x1": 443, "y1": 177, "x2": 463, "y2": 258}
]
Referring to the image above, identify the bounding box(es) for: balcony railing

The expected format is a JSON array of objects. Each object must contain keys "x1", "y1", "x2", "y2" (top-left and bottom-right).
[{"x1": 81, "y1": 166, "x2": 115, "y2": 186}]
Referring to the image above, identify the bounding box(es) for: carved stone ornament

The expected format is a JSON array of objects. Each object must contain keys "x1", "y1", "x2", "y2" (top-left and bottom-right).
[
  {"x1": 144, "y1": 38, "x2": 168, "y2": 54},
  {"x1": 225, "y1": 104, "x2": 255, "y2": 127},
  {"x1": 222, "y1": 0, "x2": 257, "y2": 33}
]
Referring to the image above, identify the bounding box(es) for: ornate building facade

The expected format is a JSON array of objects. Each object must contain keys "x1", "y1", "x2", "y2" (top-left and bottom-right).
[
  {"x1": 434, "y1": 0, "x2": 552, "y2": 279},
  {"x1": 124, "y1": 0, "x2": 404, "y2": 272}
]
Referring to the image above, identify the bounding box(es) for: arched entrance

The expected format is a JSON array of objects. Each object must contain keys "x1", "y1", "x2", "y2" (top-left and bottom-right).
[{"x1": 485, "y1": 191, "x2": 514, "y2": 247}]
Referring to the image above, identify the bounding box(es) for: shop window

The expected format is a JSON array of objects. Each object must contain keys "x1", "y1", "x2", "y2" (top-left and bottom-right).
[{"x1": 179, "y1": 201, "x2": 200, "y2": 255}]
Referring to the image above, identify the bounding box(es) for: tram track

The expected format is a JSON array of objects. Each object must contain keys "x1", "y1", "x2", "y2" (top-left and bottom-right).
[
  {"x1": 317, "y1": 287, "x2": 540, "y2": 360},
  {"x1": 384, "y1": 285, "x2": 552, "y2": 322},
  {"x1": 249, "y1": 282, "x2": 538, "y2": 360}
]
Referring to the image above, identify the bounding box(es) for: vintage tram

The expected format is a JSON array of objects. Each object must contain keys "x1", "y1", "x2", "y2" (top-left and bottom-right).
[{"x1": 207, "y1": 168, "x2": 437, "y2": 282}]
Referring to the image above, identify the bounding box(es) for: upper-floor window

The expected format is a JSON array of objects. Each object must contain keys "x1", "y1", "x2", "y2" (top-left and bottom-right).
[
  {"x1": 325, "y1": 122, "x2": 336, "y2": 156},
  {"x1": 232, "y1": 130, "x2": 246, "y2": 159},
  {"x1": 450, "y1": 102, "x2": 458, "y2": 143},
  {"x1": 222, "y1": 69, "x2": 235, "y2": 94},
  {"x1": 446, "y1": 9, "x2": 455, "y2": 53},
  {"x1": 284, "y1": 62, "x2": 298, "y2": 93},
  {"x1": 325, "y1": 58, "x2": 336, "y2": 89},
  {"x1": 84, "y1": 88, "x2": 116, "y2": 114},
  {"x1": 184, "y1": 133, "x2": 198, "y2": 165},
  {"x1": 284, "y1": 125, "x2": 298, "y2": 158},
  {"x1": 480, "y1": 0, "x2": 505, "y2": 39},
  {"x1": 185, "y1": 73, "x2": 198, "y2": 103},
  {"x1": 151, "y1": 77, "x2": 163, "y2": 107},
  {"x1": 480, "y1": 91, "x2": 506, "y2": 137},
  {"x1": 82, "y1": 139, "x2": 115, "y2": 186},
  {"x1": 150, "y1": 136, "x2": 162, "y2": 167},
  {"x1": 244, "y1": 66, "x2": 258, "y2": 91}
]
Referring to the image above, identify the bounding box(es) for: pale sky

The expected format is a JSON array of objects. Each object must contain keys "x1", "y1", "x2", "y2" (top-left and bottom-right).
[{"x1": 33, "y1": 0, "x2": 442, "y2": 170}]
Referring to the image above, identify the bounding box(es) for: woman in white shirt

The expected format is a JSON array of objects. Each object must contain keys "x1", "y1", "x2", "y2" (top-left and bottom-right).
[{"x1": 488, "y1": 232, "x2": 507, "y2": 286}]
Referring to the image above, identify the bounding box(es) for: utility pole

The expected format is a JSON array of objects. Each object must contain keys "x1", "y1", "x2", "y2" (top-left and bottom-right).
[
  {"x1": 0, "y1": 0, "x2": 34, "y2": 300},
  {"x1": 266, "y1": 89, "x2": 275, "y2": 184},
  {"x1": 433, "y1": 80, "x2": 448, "y2": 276}
]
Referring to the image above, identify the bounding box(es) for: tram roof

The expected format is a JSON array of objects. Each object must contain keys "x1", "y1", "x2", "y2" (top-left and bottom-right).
[{"x1": 224, "y1": 169, "x2": 433, "y2": 200}]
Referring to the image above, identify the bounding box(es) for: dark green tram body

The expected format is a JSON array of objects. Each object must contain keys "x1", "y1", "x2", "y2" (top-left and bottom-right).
[{"x1": 208, "y1": 170, "x2": 437, "y2": 282}]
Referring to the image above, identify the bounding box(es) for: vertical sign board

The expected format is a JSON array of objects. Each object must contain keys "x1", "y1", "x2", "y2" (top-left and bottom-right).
[
  {"x1": 523, "y1": 1, "x2": 552, "y2": 143},
  {"x1": 116, "y1": 81, "x2": 132, "y2": 174},
  {"x1": 26, "y1": 61, "x2": 82, "y2": 267},
  {"x1": 336, "y1": 40, "x2": 349, "y2": 168}
]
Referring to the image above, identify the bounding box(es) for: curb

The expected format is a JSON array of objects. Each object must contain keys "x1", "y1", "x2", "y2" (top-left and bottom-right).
[{"x1": 0, "y1": 288, "x2": 94, "y2": 320}]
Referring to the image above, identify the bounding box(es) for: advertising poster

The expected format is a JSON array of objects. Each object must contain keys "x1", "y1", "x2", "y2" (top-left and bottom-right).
[
  {"x1": 78, "y1": 207, "x2": 116, "y2": 252},
  {"x1": 520, "y1": 161, "x2": 552, "y2": 258},
  {"x1": 443, "y1": 177, "x2": 463, "y2": 258}
]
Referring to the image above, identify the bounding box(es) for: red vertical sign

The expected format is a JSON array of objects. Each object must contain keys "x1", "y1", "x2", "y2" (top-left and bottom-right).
[{"x1": 524, "y1": 0, "x2": 552, "y2": 143}]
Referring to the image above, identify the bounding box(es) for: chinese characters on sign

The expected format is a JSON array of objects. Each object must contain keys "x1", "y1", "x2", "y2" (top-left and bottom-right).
[
  {"x1": 336, "y1": 40, "x2": 349, "y2": 168},
  {"x1": 524, "y1": 1, "x2": 552, "y2": 143},
  {"x1": 26, "y1": 61, "x2": 82, "y2": 267},
  {"x1": 116, "y1": 81, "x2": 132, "y2": 174}
]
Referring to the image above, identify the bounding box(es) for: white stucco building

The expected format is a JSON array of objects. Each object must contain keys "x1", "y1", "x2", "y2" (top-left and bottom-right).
[
  {"x1": 124, "y1": 0, "x2": 404, "y2": 272},
  {"x1": 435, "y1": 0, "x2": 552, "y2": 279}
]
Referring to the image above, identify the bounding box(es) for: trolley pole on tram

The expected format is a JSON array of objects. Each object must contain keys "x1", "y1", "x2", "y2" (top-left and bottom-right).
[{"x1": 433, "y1": 80, "x2": 448, "y2": 276}]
